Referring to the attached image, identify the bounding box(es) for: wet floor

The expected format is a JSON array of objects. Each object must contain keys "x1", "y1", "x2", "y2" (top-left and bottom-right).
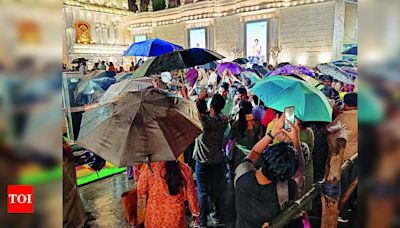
[{"x1": 79, "y1": 172, "x2": 134, "y2": 227}]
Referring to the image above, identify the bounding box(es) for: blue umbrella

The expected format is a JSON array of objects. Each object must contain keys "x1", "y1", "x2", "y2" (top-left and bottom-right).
[
  {"x1": 342, "y1": 46, "x2": 357, "y2": 55},
  {"x1": 123, "y1": 38, "x2": 183, "y2": 57}
]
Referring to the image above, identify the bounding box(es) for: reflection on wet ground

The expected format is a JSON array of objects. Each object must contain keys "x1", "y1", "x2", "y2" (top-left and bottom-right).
[{"x1": 79, "y1": 172, "x2": 134, "y2": 227}]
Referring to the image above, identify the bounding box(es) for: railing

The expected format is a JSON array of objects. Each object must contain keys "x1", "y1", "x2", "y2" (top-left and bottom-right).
[{"x1": 268, "y1": 153, "x2": 358, "y2": 228}]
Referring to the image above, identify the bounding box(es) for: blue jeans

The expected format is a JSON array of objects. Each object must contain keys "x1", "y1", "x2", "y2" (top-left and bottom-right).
[{"x1": 195, "y1": 161, "x2": 228, "y2": 225}]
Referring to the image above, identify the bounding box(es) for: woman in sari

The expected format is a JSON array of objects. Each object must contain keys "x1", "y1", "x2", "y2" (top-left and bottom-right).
[{"x1": 137, "y1": 161, "x2": 199, "y2": 228}]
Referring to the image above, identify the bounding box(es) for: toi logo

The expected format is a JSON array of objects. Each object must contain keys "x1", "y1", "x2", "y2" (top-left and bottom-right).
[{"x1": 8, "y1": 185, "x2": 34, "y2": 213}]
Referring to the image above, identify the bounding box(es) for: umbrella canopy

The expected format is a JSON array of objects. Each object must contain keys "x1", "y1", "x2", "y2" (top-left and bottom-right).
[
  {"x1": 268, "y1": 65, "x2": 314, "y2": 76},
  {"x1": 115, "y1": 72, "x2": 134, "y2": 82},
  {"x1": 339, "y1": 66, "x2": 358, "y2": 79},
  {"x1": 217, "y1": 62, "x2": 244, "y2": 75},
  {"x1": 332, "y1": 60, "x2": 356, "y2": 68},
  {"x1": 132, "y1": 48, "x2": 224, "y2": 78},
  {"x1": 342, "y1": 46, "x2": 357, "y2": 55},
  {"x1": 71, "y1": 58, "x2": 88, "y2": 64},
  {"x1": 252, "y1": 64, "x2": 269, "y2": 77},
  {"x1": 240, "y1": 71, "x2": 261, "y2": 85},
  {"x1": 185, "y1": 68, "x2": 198, "y2": 87},
  {"x1": 77, "y1": 89, "x2": 203, "y2": 166},
  {"x1": 198, "y1": 61, "x2": 218, "y2": 70},
  {"x1": 287, "y1": 74, "x2": 322, "y2": 88},
  {"x1": 74, "y1": 77, "x2": 116, "y2": 105},
  {"x1": 233, "y1": 58, "x2": 249, "y2": 64},
  {"x1": 98, "y1": 77, "x2": 153, "y2": 104},
  {"x1": 251, "y1": 76, "x2": 332, "y2": 122},
  {"x1": 316, "y1": 63, "x2": 354, "y2": 84},
  {"x1": 123, "y1": 38, "x2": 184, "y2": 57}
]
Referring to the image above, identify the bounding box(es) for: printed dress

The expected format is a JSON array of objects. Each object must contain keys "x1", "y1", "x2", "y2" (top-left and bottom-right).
[{"x1": 137, "y1": 161, "x2": 199, "y2": 228}]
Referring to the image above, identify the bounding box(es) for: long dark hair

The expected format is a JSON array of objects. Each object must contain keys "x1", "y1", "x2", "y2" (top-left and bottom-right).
[
  {"x1": 165, "y1": 161, "x2": 184, "y2": 196},
  {"x1": 238, "y1": 101, "x2": 253, "y2": 137}
]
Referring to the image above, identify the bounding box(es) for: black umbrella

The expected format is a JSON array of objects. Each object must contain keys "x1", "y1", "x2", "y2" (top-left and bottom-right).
[
  {"x1": 132, "y1": 48, "x2": 225, "y2": 77},
  {"x1": 71, "y1": 58, "x2": 89, "y2": 64},
  {"x1": 233, "y1": 58, "x2": 249, "y2": 64}
]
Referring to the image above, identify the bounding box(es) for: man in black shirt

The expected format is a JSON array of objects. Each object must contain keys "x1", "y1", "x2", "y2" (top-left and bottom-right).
[{"x1": 234, "y1": 115, "x2": 305, "y2": 228}]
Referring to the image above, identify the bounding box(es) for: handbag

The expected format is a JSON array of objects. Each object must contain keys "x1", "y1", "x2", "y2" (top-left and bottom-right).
[{"x1": 121, "y1": 188, "x2": 138, "y2": 226}]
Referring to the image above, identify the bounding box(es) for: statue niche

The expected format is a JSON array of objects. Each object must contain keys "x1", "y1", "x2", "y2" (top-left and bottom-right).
[{"x1": 75, "y1": 21, "x2": 92, "y2": 44}]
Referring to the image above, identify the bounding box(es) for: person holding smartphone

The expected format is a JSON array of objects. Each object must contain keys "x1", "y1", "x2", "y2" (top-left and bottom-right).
[{"x1": 234, "y1": 115, "x2": 305, "y2": 228}]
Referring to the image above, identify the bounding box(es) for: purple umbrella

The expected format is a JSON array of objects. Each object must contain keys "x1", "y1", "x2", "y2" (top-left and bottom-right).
[
  {"x1": 269, "y1": 65, "x2": 315, "y2": 76},
  {"x1": 217, "y1": 62, "x2": 244, "y2": 75},
  {"x1": 185, "y1": 68, "x2": 198, "y2": 87}
]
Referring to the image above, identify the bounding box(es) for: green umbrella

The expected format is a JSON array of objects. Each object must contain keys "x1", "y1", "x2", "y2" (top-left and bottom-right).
[{"x1": 251, "y1": 75, "x2": 332, "y2": 122}]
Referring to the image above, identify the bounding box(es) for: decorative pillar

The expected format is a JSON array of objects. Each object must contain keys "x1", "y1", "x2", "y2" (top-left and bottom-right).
[
  {"x1": 181, "y1": 0, "x2": 185, "y2": 6},
  {"x1": 148, "y1": 0, "x2": 153, "y2": 12},
  {"x1": 165, "y1": 0, "x2": 169, "y2": 8},
  {"x1": 136, "y1": 0, "x2": 141, "y2": 12}
]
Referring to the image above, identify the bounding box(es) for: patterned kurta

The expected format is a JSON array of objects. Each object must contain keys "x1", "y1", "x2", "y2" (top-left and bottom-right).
[{"x1": 137, "y1": 161, "x2": 199, "y2": 228}]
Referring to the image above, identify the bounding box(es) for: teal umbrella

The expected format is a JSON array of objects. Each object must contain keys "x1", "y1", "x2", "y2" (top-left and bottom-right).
[{"x1": 251, "y1": 75, "x2": 332, "y2": 122}]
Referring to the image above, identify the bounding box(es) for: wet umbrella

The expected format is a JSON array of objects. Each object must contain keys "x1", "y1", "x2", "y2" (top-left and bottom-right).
[
  {"x1": 339, "y1": 66, "x2": 358, "y2": 79},
  {"x1": 217, "y1": 62, "x2": 244, "y2": 75},
  {"x1": 74, "y1": 80, "x2": 106, "y2": 105},
  {"x1": 185, "y1": 68, "x2": 198, "y2": 87},
  {"x1": 332, "y1": 60, "x2": 356, "y2": 68},
  {"x1": 252, "y1": 64, "x2": 269, "y2": 77},
  {"x1": 123, "y1": 38, "x2": 183, "y2": 57},
  {"x1": 98, "y1": 77, "x2": 153, "y2": 104},
  {"x1": 198, "y1": 61, "x2": 218, "y2": 70},
  {"x1": 233, "y1": 58, "x2": 249, "y2": 64},
  {"x1": 74, "y1": 74, "x2": 117, "y2": 105},
  {"x1": 342, "y1": 46, "x2": 357, "y2": 55},
  {"x1": 240, "y1": 71, "x2": 261, "y2": 85},
  {"x1": 268, "y1": 65, "x2": 314, "y2": 76},
  {"x1": 71, "y1": 58, "x2": 88, "y2": 64},
  {"x1": 115, "y1": 72, "x2": 134, "y2": 82},
  {"x1": 316, "y1": 63, "x2": 354, "y2": 84},
  {"x1": 77, "y1": 89, "x2": 203, "y2": 166},
  {"x1": 132, "y1": 48, "x2": 224, "y2": 78},
  {"x1": 251, "y1": 76, "x2": 332, "y2": 122},
  {"x1": 286, "y1": 74, "x2": 323, "y2": 88}
]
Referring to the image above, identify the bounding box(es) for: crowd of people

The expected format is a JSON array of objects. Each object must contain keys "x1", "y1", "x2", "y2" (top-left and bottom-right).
[
  {"x1": 63, "y1": 57, "x2": 358, "y2": 227},
  {"x1": 63, "y1": 60, "x2": 143, "y2": 75},
  {"x1": 124, "y1": 61, "x2": 358, "y2": 228}
]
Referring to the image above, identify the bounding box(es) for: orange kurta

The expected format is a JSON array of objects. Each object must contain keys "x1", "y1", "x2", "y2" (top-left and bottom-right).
[{"x1": 137, "y1": 161, "x2": 199, "y2": 228}]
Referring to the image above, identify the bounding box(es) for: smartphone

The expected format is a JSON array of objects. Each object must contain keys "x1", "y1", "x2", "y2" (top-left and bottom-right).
[{"x1": 284, "y1": 106, "x2": 295, "y2": 130}]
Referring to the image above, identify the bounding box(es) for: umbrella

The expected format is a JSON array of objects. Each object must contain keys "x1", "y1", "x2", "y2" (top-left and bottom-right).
[
  {"x1": 342, "y1": 46, "x2": 357, "y2": 55},
  {"x1": 268, "y1": 65, "x2": 314, "y2": 76},
  {"x1": 316, "y1": 63, "x2": 354, "y2": 84},
  {"x1": 123, "y1": 38, "x2": 184, "y2": 57},
  {"x1": 251, "y1": 76, "x2": 332, "y2": 122},
  {"x1": 339, "y1": 66, "x2": 358, "y2": 79},
  {"x1": 286, "y1": 74, "x2": 322, "y2": 88},
  {"x1": 71, "y1": 58, "x2": 88, "y2": 64},
  {"x1": 115, "y1": 72, "x2": 134, "y2": 82},
  {"x1": 98, "y1": 77, "x2": 153, "y2": 104},
  {"x1": 233, "y1": 58, "x2": 249, "y2": 64},
  {"x1": 132, "y1": 48, "x2": 224, "y2": 78},
  {"x1": 252, "y1": 64, "x2": 269, "y2": 77},
  {"x1": 217, "y1": 62, "x2": 244, "y2": 75},
  {"x1": 74, "y1": 80, "x2": 106, "y2": 105},
  {"x1": 185, "y1": 68, "x2": 198, "y2": 87},
  {"x1": 240, "y1": 71, "x2": 261, "y2": 85},
  {"x1": 332, "y1": 60, "x2": 356, "y2": 68},
  {"x1": 198, "y1": 61, "x2": 218, "y2": 70},
  {"x1": 77, "y1": 89, "x2": 203, "y2": 166},
  {"x1": 74, "y1": 71, "x2": 117, "y2": 105}
]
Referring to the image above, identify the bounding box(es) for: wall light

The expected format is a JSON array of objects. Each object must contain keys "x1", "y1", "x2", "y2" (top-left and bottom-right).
[
  {"x1": 318, "y1": 52, "x2": 331, "y2": 63},
  {"x1": 296, "y1": 54, "x2": 308, "y2": 66}
]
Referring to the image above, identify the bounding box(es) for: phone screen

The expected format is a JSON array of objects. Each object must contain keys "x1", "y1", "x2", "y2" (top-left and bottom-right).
[{"x1": 284, "y1": 106, "x2": 295, "y2": 130}]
